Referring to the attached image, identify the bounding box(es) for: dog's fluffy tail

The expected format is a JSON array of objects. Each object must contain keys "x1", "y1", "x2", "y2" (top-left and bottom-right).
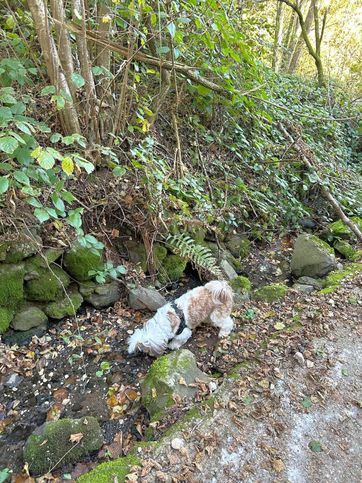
[
  {"x1": 128, "y1": 328, "x2": 144, "y2": 354},
  {"x1": 206, "y1": 280, "x2": 233, "y2": 307}
]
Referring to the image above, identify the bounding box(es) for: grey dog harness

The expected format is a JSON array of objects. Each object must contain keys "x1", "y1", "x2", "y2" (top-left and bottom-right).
[{"x1": 169, "y1": 301, "x2": 187, "y2": 338}]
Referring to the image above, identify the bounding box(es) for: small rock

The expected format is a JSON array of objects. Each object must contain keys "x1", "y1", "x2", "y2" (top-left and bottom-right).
[
  {"x1": 293, "y1": 283, "x2": 315, "y2": 294},
  {"x1": 128, "y1": 287, "x2": 166, "y2": 311},
  {"x1": 294, "y1": 351, "x2": 305, "y2": 366},
  {"x1": 5, "y1": 373, "x2": 23, "y2": 388},
  {"x1": 220, "y1": 259, "x2": 238, "y2": 280},
  {"x1": 171, "y1": 438, "x2": 185, "y2": 450},
  {"x1": 306, "y1": 360, "x2": 314, "y2": 368},
  {"x1": 85, "y1": 281, "x2": 119, "y2": 308}
]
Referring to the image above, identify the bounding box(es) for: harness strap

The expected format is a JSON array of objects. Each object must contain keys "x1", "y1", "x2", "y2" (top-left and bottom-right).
[{"x1": 169, "y1": 301, "x2": 187, "y2": 338}]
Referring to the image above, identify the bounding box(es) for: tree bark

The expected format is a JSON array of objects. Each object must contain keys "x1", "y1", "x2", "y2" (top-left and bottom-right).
[
  {"x1": 272, "y1": 1, "x2": 285, "y2": 72},
  {"x1": 27, "y1": 0, "x2": 80, "y2": 134},
  {"x1": 287, "y1": 0, "x2": 314, "y2": 73}
]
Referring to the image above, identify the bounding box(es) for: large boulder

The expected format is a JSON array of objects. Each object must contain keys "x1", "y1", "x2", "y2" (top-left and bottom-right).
[
  {"x1": 64, "y1": 244, "x2": 103, "y2": 281},
  {"x1": 45, "y1": 286, "x2": 83, "y2": 319},
  {"x1": 25, "y1": 265, "x2": 70, "y2": 302},
  {"x1": 141, "y1": 349, "x2": 211, "y2": 420},
  {"x1": 23, "y1": 417, "x2": 103, "y2": 475},
  {"x1": 291, "y1": 234, "x2": 337, "y2": 278},
  {"x1": 0, "y1": 234, "x2": 41, "y2": 263},
  {"x1": 11, "y1": 304, "x2": 48, "y2": 331},
  {"x1": 128, "y1": 287, "x2": 166, "y2": 311},
  {"x1": 85, "y1": 281, "x2": 119, "y2": 308}
]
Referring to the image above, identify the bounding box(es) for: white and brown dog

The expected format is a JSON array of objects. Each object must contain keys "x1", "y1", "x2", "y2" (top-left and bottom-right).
[{"x1": 128, "y1": 280, "x2": 234, "y2": 357}]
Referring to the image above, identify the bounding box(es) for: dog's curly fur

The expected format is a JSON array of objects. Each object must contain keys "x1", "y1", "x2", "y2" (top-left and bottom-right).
[{"x1": 128, "y1": 280, "x2": 234, "y2": 356}]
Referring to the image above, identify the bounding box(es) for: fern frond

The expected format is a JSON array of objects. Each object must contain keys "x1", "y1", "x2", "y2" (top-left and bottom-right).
[{"x1": 166, "y1": 233, "x2": 223, "y2": 279}]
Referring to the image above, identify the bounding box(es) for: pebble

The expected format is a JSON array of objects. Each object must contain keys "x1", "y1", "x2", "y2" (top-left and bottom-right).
[
  {"x1": 127, "y1": 330, "x2": 133, "y2": 335},
  {"x1": 294, "y1": 351, "x2": 305, "y2": 366},
  {"x1": 209, "y1": 381, "x2": 218, "y2": 392},
  {"x1": 171, "y1": 437, "x2": 185, "y2": 450},
  {"x1": 306, "y1": 360, "x2": 314, "y2": 368},
  {"x1": 5, "y1": 373, "x2": 23, "y2": 388}
]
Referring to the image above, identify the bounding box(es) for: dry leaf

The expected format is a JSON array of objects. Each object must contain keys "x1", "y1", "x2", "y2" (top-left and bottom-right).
[
  {"x1": 39, "y1": 439, "x2": 48, "y2": 446},
  {"x1": 70, "y1": 432, "x2": 84, "y2": 443},
  {"x1": 178, "y1": 376, "x2": 187, "y2": 386},
  {"x1": 272, "y1": 459, "x2": 285, "y2": 473}
]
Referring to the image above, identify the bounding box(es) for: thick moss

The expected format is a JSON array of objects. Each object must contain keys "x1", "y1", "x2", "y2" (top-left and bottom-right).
[
  {"x1": 329, "y1": 217, "x2": 362, "y2": 239},
  {"x1": 23, "y1": 417, "x2": 103, "y2": 476},
  {"x1": 153, "y1": 244, "x2": 168, "y2": 265},
  {"x1": 320, "y1": 263, "x2": 362, "y2": 294},
  {"x1": 310, "y1": 234, "x2": 335, "y2": 255},
  {"x1": 77, "y1": 454, "x2": 140, "y2": 483},
  {"x1": 124, "y1": 240, "x2": 147, "y2": 272},
  {"x1": 45, "y1": 287, "x2": 83, "y2": 319},
  {"x1": 64, "y1": 244, "x2": 104, "y2": 281},
  {"x1": 230, "y1": 275, "x2": 252, "y2": 293},
  {"x1": 0, "y1": 307, "x2": 14, "y2": 334},
  {"x1": 0, "y1": 263, "x2": 25, "y2": 308},
  {"x1": 25, "y1": 265, "x2": 70, "y2": 302},
  {"x1": 334, "y1": 240, "x2": 360, "y2": 261},
  {"x1": 158, "y1": 254, "x2": 187, "y2": 284},
  {"x1": 0, "y1": 235, "x2": 41, "y2": 263},
  {"x1": 226, "y1": 236, "x2": 251, "y2": 259},
  {"x1": 253, "y1": 283, "x2": 288, "y2": 302}
]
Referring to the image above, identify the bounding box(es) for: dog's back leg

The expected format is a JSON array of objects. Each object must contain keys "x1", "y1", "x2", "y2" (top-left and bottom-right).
[{"x1": 168, "y1": 328, "x2": 192, "y2": 350}]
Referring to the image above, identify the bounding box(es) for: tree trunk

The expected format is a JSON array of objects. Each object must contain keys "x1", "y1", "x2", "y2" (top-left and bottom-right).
[
  {"x1": 287, "y1": 0, "x2": 314, "y2": 73},
  {"x1": 27, "y1": 0, "x2": 80, "y2": 135},
  {"x1": 272, "y1": 1, "x2": 285, "y2": 72}
]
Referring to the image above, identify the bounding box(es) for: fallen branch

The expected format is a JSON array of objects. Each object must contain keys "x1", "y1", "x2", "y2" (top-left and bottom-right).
[{"x1": 279, "y1": 123, "x2": 362, "y2": 242}]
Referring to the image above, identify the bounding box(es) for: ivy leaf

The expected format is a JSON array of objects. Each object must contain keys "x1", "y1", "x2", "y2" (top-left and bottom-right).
[
  {"x1": 34, "y1": 208, "x2": 50, "y2": 223},
  {"x1": 157, "y1": 46, "x2": 170, "y2": 55},
  {"x1": 308, "y1": 440, "x2": 323, "y2": 453},
  {"x1": 0, "y1": 177, "x2": 9, "y2": 194},
  {"x1": 274, "y1": 322, "x2": 285, "y2": 330},
  {"x1": 62, "y1": 157, "x2": 74, "y2": 176},
  {"x1": 167, "y1": 22, "x2": 176, "y2": 38},
  {"x1": 0, "y1": 136, "x2": 18, "y2": 154},
  {"x1": 61, "y1": 191, "x2": 76, "y2": 203},
  {"x1": 51, "y1": 193, "x2": 65, "y2": 213},
  {"x1": 71, "y1": 72, "x2": 85, "y2": 89},
  {"x1": 113, "y1": 166, "x2": 126, "y2": 177},
  {"x1": 51, "y1": 95, "x2": 66, "y2": 110},
  {"x1": 41, "y1": 85, "x2": 56, "y2": 96},
  {"x1": 50, "y1": 133, "x2": 63, "y2": 143},
  {"x1": 13, "y1": 170, "x2": 30, "y2": 185},
  {"x1": 75, "y1": 158, "x2": 95, "y2": 174},
  {"x1": 27, "y1": 197, "x2": 43, "y2": 208},
  {"x1": 116, "y1": 265, "x2": 127, "y2": 274},
  {"x1": 301, "y1": 398, "x2": 312, "y2": 408},
  {"x1": 67, "y1": 210, "x2": 83, "y2": 229}
]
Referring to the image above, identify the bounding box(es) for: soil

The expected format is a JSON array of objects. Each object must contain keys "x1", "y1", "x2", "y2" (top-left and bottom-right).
[{"x1": 0, "y1": 261, "x2": 361, "y2": 481}]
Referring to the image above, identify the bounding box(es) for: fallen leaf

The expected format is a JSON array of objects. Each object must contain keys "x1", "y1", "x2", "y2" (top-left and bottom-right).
[
  {"x1": 53, "y1": 388, "x2": 69, "y2": 402},
  {"x1": 274, "y1": 322, "x2": 285, "y2": 330},
  {"x1": 70, "y1": 432, "x2": 83, "y2": 443},
  {"x1": 178, "y1": 376, "x2": 187, "y2": 386},
  {"x1": 272, "y1": 459, "x2": 285, "y2": 473},
  {"x1": 39, "y1": 439, "x2": 48, "y2": 446},
  {"x1": 308, "y1": 440, "x2": 323, "y2": 452}
]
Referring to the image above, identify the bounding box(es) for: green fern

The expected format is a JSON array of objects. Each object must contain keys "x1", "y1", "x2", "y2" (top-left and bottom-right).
[{"x1": 165, "y1": 233, "x2": 223, "y2": 279}]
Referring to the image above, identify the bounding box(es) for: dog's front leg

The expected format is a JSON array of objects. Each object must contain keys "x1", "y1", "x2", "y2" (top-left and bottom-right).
[{"x1": 168, "y1": 328, "x2": 192, "y2": 350}]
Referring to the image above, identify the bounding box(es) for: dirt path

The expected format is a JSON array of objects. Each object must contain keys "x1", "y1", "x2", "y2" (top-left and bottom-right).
[{"x1": 133, "y1": 275, "x2": 362, "y2": 482}]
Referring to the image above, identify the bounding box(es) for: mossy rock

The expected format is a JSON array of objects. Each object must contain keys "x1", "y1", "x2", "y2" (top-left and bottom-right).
[
  {"x1": 253, "y1": 283, "x2": 288, "y2": 302},
  {"x1": 328, "y1": 217, "x2": 362, "y2": 239},
  {"x1": 25, "y1": 265, "x2": 70, "y2": 302},
  {"x1": 24, "y1": 249, "x2": 64, "y2": 281},
  {"x1": 77, "y1": 454, "x2": 140, "y2": 483},
  {"x1": 291, "y1": 234, "x2": 336, "y2": 278},
  {"x1": 85, "y1": 281, "x2": 119, "y2": 308},
  {"x1": 79, "y1": 280, "x2": 97, "y2": 297},
  {"x1": 153, "y1": 243, "x2": 168, "y2": 265},
  {"x1": 45, "y1": 287, "x2": 83, "y2": 319},
  {"x1": 0, "y1": 307, "x2": 15, "y2": 334},
  {"x1": 226, "y1": 235, "x2": 251, "y2": 259},
  {"x1": 124, "y1": 240, "x2": 147, "y2": 272},
  {"x1": 158, "y1": 254, "x2": 187, "y2": 284},
  {"x1": 64, "y1": 244, "x2": 104, "y2": 281},
  {"x1": 11, "y1": 304, "x2": 48, "y2": 331},
  {"x1": 334, "y1": 240, "x2": 359, "y2": 261},
  {"x1": 0, "y1": 263, "x2": 25, "y2": 308},
  {"x1": 23, "y1": 417, "x2": 103, "y2": 476},
  {"x1": 141, "y1": 349, "x2": 211, "y2": 420},
  {"x1": 320, "y1": 263, "x2": 362, "y2": 294},
  {"x1": 0, "y1": 234, "x2": 41, "y2": 263},
  {"x1": 230, "y1": 276, "x2": 252, "y2": 293}
]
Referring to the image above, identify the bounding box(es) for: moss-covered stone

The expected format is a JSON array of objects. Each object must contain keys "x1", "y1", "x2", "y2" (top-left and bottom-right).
[
  {"x1": 334, "y1": 240, "x2": 358, "y2": 261},
  {"x1": 253, "y1": 283, "x2": 288, "y2": 302},
  {"x1": 158, "y1": 254, "x2": 187, "y2": 284},
  {"x1": 141, "y1": 349, "x2": 211, "y2": 420},
  {"x1": 0, "y1": 263, "x2": 25, "y2": 308},
  {"x1": 329, "y1": 217, "x2": 362, "y2": 239},
  {"x1": 0, "y1": 234, "x2": 41, "y2": 263},
  {"x1": 45, "y1": 287, "x2": 83, "y2": 319},
  {"x1": 226, "y1": 235, "x2": 251, "y2": 259},
  {"x1": 291, "y1": 233, "x2": 336, "y2": 277},
  {"x1": 320, "y1": 263, "x2": 362, "y2": 294},
  {"x1": 24, "y1": 249, "x2": 64, "y2": 280},
  {"x1": 25, "y1": 265, "x2": 70, "y2": 302},
  {"x1": 85, "y1": 281, "x2": 119, "y2": 308},
  {"x1": 153, "y1": 244, "x2": 167, "y2": 265},
  {"x1": 0, "y1": 307, "x2": 14, "y2": 334},
  {"x1": 77, "y1": 454, "x2": 140, "y2": 483},
  {"x1": 23, "y1": 417, "x2": 103, "y2": 476},
  {"x1": 64, "y1": 244, "x2": 103, "y2": 281},
  {"x1": 11, "y1": 304, "x2": 48, "y2": 331},
  {"x1": 78, "y1": 280, "x2": 96, "y2": 297},
  {"x1": 124, "y1": 240, "x2": 147, "y2": 272},
  {"x1": 230, "y1": 276, "x2": 252, "y2": 293}
]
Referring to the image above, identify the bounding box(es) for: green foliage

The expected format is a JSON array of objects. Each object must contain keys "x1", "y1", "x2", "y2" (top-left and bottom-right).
[{"x1": 166, "y1": 233, "x2": 222, "y2": 278}]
